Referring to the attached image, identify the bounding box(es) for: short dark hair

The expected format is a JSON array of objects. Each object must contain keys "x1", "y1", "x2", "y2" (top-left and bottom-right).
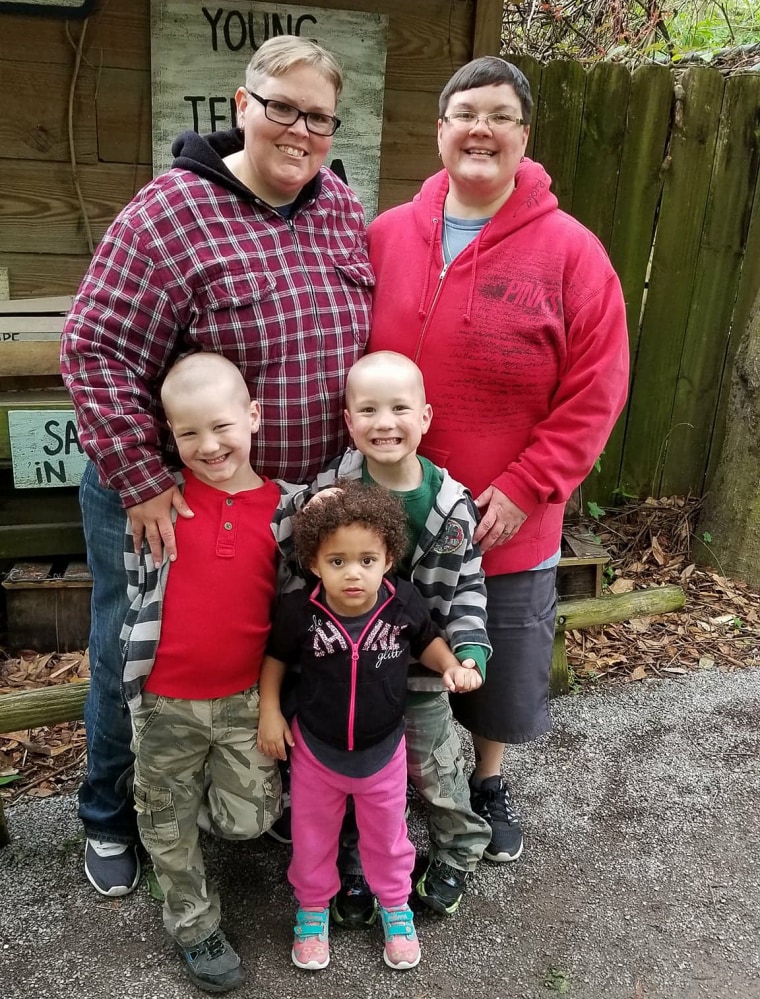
[
  {"x1": 293, "y1": 479, "x2": 408, "y2": 569},
  {"x1": 439, "y1": 56, "x2": 533, "y2": 124}
]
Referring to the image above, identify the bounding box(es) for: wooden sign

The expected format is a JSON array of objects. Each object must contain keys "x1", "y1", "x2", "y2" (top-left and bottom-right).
[
  {"x1": 0, "y1": 0, "x2": 94, "y2": 14},
  {"x1": 150, "y1": 1, "x2": 388, "y2": 218},
  {"x1": 8, "y1": 410, "x2": 86, "y2": 489}
]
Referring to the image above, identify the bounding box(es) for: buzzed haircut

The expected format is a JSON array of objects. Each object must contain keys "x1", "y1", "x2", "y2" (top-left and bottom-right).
[
  {"x1": 160, "y1": 352, "x2": 250, "y2": 415},
  {"x1": 345, "y1": 351, "x2": 427, "y2": 404}
]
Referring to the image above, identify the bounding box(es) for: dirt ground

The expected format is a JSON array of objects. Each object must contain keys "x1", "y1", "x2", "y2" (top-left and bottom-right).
[{"x1": 2, "y1": 666, "x2": 760, "y2": 999}]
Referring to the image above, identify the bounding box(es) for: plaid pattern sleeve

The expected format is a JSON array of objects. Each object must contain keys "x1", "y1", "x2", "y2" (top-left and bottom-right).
[{"x1": 61, "y1": 167, "x2": 373, "y2": 506}]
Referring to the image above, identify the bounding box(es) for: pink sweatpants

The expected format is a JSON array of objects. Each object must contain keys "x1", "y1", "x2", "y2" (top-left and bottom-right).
[{"x1": 288, "y1": 721, "x2": 415, "y2": 910}]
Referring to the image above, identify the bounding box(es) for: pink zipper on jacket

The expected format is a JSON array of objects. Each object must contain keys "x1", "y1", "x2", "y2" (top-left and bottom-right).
[{"x1": 309, "y1": 580, "x2": 396, "y2": 751}]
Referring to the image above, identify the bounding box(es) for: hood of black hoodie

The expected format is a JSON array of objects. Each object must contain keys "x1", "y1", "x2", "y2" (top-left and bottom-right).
[{"x1": 170, "y1": 127, "x2": 321, "y2": 208}]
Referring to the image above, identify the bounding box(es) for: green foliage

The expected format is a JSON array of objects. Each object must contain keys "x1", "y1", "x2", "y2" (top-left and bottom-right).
[
  {"x1": 146, "y1": 867, "x2": 165, "y2": 901},
  {"x1": 544, "y1": 966, "x2": 571, "y2": 993},
  {"x1": 0, "y1": 774, "x2": 22, "y2": 787},
  {"x1": 587, "y1": 500, "x2": 606, "y2": 520},
  {"x1": 701, "y1": 530, "x2": 713, "y2": 543},
  {"x1": 501, "y1": 1, "x2": 760, "y2": 66}
]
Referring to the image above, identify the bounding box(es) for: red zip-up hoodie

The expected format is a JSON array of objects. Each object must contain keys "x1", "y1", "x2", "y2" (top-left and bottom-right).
[{"x1": 367, "y1": 159, "x2": 629, "y2": 575}]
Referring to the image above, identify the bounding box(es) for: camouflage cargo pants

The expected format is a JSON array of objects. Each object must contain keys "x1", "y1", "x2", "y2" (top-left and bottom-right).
[
  {"x1": 131, "y1": 687, "x2": 281, "y2": 946},
  {"x1": 405, "y1": 691, "x2": 490, "y2": 872}
]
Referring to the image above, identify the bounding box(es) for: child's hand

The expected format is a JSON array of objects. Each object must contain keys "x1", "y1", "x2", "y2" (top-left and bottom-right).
[
  {"x1": 257, "y1": 711, "x2": 294, "y2": 760},
  {"x1": 442, "y1": 662, "x2": 483, "y2": 693},
  {"x1": 304, "y1": 486, "x2": 343, "y2": 508}
]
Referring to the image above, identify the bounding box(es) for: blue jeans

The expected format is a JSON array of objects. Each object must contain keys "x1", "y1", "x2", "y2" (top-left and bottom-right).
[{"x1": 78, "y1": 461, "x2": 137, "y2": 844}]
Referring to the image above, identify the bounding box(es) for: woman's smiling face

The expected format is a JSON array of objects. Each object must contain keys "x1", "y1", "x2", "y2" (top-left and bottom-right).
[
  {"x1": 234, "y1": 63, "x2": 337, "y2": 205},
  {"x1": 437, "y1": 82, "x2": 530, "y2": 206}
]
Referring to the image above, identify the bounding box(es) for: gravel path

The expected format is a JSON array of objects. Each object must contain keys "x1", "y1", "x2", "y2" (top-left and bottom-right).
[{"x1": 2, "y1": 667, "x2": 758, "y2": 999}]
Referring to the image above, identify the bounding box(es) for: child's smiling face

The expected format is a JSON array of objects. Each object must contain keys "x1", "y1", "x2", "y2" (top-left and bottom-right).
[
  {"x1": 344, "y1": 355, "x2": 432, "y2": 474},
  {"x1": 310, "y1": 524, "x2": 393, "y2": 617}
]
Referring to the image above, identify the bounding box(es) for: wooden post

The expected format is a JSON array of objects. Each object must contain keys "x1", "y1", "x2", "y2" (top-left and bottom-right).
[
  {"x1": 472, "y1": 0, "x2": 503, "y2": 58},
  {"x1": 0, "y1": 681, "x2": 89, "y2": 734},
  {"x1": 550, "y1": 585, "x2": 685, "y2": 695}
]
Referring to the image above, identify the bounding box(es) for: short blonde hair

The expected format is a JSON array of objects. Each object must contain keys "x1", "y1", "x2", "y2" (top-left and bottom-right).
[
  {"x1": 160, "y1": 353, "x2": 250, "y2": 417},
  {"x1": 245, "y1": 36, "x2": 343, "y2": 98}
]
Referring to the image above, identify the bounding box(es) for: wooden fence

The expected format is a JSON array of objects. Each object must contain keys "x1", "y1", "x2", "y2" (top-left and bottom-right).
[{"x1": 509, "y1": 56, "x2": 760, "y2": 506}]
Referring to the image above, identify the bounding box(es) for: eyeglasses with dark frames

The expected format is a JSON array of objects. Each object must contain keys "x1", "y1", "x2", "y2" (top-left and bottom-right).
[
  {"x1": 245, "y1": 90, "x2": 341, "y2": 136},
  {"x1": 442, "y1": 111, "x2": 526, "y2": 129}
]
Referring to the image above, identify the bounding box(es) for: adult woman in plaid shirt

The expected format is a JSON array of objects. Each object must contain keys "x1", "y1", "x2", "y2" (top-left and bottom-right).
[{"x1": 61, "y1": 36, "x2": 373, "y2": 901}]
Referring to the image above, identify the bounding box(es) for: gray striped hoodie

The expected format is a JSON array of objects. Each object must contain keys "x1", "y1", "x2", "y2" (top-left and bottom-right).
[{"x1": 272, "y1": 449, "x2": 491, "y2": 692}]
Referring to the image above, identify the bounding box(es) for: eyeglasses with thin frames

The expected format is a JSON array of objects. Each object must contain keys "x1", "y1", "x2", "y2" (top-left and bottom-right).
[
  {"x1": 245, "y1": 90, "x2": 341, "y2": 136},
  {"x1": 442, "y1": 111, "x2": 526, "y2": 129}
]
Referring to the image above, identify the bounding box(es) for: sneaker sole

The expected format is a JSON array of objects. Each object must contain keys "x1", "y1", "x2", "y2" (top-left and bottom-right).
[
  {"x1": 181, "y1": 961, "x2": 245, "y2": 993},
  {"x1": 483, "y1": 840, "x2": 524, "y2": 863},
  {"x1": 383, "y1": 950, "x2": 421, "y2": 970},
  {"x1": 84, "y1": 855, "x2": 141, "y2": 897},
  {"x1": 291, "y1": 949, "x2": 330, "y2": 971},
  {"x1": 415, "y1": 883, "x2": 461, "y2": 916}
]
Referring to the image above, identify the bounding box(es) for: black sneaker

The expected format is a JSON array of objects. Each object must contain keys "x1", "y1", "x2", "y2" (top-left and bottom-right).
[
  {"x1": 330, "y1": 873, "x2": 378, "y2": 928},
  {"x1": 469, "y1": 775, "x2": 524, "y2": 862},
  {"x1": 265, "y1": 788, "x2": 292, "y2": 844},
  {"x1": 415, "y1": 859, "x2": 467, "y2": 916},
  {"x1": 84, "y1": 839, "x2": 141, "y2": 897},
  {"x1": 177, "y1": 929, "x2": 244, "y2": 993}
]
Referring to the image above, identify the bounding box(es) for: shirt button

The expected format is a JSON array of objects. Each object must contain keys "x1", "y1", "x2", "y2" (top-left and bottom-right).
[
  {"x1": 224, "y1": 522, "x2": 233, "y2": 531},
  {"x1": 226, "y1": 498, "x2": 234, "y2": 507}
]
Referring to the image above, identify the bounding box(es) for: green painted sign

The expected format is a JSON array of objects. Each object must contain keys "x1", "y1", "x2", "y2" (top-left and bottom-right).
[{"x1": 8, "y1": 410, "x2": 86, "y2": 488}]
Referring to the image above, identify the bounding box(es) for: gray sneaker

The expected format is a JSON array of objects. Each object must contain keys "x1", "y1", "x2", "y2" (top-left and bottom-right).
[
  {"x1": 84, "y1": 839, "x2": 140, "y2": 897},
  {"x1": 178, "y1": 929, "x2": 244, "y2": 993}
]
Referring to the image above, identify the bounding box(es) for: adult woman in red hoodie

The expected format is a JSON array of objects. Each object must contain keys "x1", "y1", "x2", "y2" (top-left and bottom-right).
[{"x1": 367, "y1": 56, "x2": 629, "y2": 863}]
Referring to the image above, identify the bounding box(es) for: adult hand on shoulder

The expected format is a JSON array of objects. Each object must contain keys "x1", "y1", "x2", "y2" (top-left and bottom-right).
[
  {"x1": 127, "y1": 486, "x2": 194, "y2": 567},
  {"x1": 473, "y1": 485, "x2": 527, "y2": 553}
]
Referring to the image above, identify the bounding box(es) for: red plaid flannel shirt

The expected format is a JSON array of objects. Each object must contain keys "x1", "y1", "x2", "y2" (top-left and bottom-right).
[{"x1": 61, "y1": 166, "x2": 373, "y2": 506}]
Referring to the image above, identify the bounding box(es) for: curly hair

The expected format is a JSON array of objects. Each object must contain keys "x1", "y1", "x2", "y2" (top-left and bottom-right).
[{"x1": 293, "y1": 479, "x2": 409, "y2": 569}]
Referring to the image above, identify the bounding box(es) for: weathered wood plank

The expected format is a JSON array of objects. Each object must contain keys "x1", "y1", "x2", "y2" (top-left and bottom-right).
[
  {"x1": 0, "y1": 316, "x2": 64, "y2": 339},
  {"x1": 0, "y1": 254, "x2": 90, "y2": 299},
  {"x1": 571, "y1": 61, "x2": 630, "y2": 249},
  {"x1": 96, "y1": 67, "x2": 152, "y2": 166},
  {"x1": 620, "y1": 67, "x2": 724, "y2": 499},
  {"x1": 380, "y1": 88, "x2": 441, "y2": 180},
  {"x1": 472, "y1": 0, "x2": 503, "y2": 57},
  {"x1": 0, "y1": 160, "x2": 152, "y2": 256},
  {"x1": 0, "y1": 58, "x2": 97, "y2": 163},
  {"x1": 589, "y1": 64, "x2": 674, "y2": 502},
  {"x1": 0, "y1": 296, "x2": 73, "y2": 314},
  {"x1": 0, "y1": 523, "x2": 86, "y2": 559},
  {"x1": 530, "y1": 60, "x2": 587, "y2": 211},
  {"x1": 377, "y1": 178, "x2": 425, "y2": 213},
  {"x1": 662, "y1": 72, "x2": 760, "y2": 496},
  {"x1": 503, "y1": 52, "x2": 542, "y2": 161},
  {"x1": 0, "y1": 341, "x2": 62, "y2": 377}
]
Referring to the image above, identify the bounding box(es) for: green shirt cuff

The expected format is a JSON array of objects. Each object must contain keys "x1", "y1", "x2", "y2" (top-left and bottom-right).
[{"x1": 456, "y1": 644, "x2": 488, "y2": 680}]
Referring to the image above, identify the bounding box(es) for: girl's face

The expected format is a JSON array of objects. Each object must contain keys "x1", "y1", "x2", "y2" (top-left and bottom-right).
[{"x1": 310, "y1": 524, "x2": 393, "y2": 617}]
